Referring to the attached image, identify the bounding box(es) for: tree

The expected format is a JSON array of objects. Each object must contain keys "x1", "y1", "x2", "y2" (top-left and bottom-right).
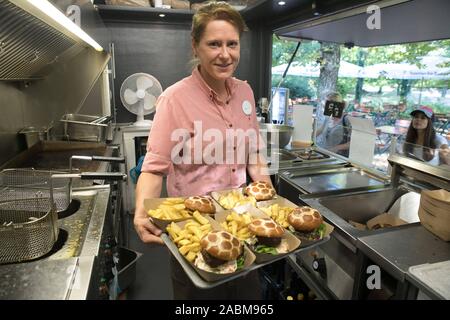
[
  {"x1": 272, "y1": 36, "x2": 450, "y2": 115},
  {"x1": 354, "y1": 48, "x2": 368, "y2": 103},
  {"x1": 317, "y1": 42, "x2": 340, "y2": 119}
]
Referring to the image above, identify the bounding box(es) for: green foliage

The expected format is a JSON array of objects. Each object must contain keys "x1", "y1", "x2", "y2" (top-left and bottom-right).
[
  {"x1": 337, "y1": 78, "x2": 357, "y2": 98},
  {"x1": 272, "y1": 75, "x2": 316, "y2": 99},
  {"x1": 271, "y1": 36, "x2": 450, "y2": 117},
  {"x1": 272, "y1": 35, "x2": 320, "y2": 66}
]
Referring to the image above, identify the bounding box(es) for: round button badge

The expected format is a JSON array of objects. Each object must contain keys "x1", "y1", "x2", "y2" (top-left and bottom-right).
[{"x1": 242, "y1": 100, "x2": 252, "y2": 116}]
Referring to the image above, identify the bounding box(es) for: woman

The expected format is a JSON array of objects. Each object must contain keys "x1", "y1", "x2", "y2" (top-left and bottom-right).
[
  {"x1": 403, "y1": 106, "x2": 449, "y2": 165},
  {"x1": 134, "y1": 1, "x2": 270, "y2": 299},
  {"x1": 315, "y1": 92, "x2": 351, "y2": 157}
]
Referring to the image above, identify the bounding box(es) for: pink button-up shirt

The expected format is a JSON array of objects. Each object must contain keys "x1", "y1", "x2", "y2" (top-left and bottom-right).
[{"x1": 141, "y1": 67, "x2": 263, "y2": 197}]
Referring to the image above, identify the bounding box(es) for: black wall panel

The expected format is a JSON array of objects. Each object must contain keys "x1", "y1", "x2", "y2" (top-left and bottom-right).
[{"x1": 105, "y1": 20, "x2": 269, "y2": 123}]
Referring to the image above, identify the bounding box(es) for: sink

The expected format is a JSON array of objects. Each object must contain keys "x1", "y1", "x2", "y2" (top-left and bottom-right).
[
  {"x1": 302, "y1": 186, "x2": 421, "y2": 242},
  {"x1": 319, "y1": 188, "x2": 415, "y2": 223}
]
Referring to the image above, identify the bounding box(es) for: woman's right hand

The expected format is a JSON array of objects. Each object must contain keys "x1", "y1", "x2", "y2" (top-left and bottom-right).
[
  {"x1": 134, "y1": 213, "x2": 164, "y2": 245},
  {"x1": 134, "y1": 172, "x2": 164, "y2": 244}
]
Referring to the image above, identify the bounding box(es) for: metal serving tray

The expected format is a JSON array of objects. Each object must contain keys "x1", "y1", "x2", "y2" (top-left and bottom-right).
[{"x1": 162, "y1": 233, "x2": 329, "y2": 289}]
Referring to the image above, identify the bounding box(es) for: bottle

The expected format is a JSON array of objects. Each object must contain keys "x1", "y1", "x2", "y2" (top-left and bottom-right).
[{"x1": 259, "y1": 97, "x2": 269, "y2": 123}]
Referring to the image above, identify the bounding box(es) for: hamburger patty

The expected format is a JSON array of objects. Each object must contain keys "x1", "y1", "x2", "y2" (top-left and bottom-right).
[
  {"x1": 256, "y1": 235, "x2": 281, "y2": 247},
  {"x1": 201, "y1": 249, "x2": 226, "y2": 268}
]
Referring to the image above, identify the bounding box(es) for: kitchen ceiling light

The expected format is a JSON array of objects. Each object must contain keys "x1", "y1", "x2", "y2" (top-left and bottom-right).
[
  {"x1": 278, "y1": 1, "x2": 286, "y2": 5},
  {"x1": 27, "y1": 0, "x2": 103, "y2": 51}
]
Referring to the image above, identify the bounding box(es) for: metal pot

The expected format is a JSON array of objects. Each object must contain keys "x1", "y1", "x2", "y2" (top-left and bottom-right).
[
  {"x1": 60, "y1": 114, "x2": 109, "y2": 143},
  {"x1": 19, "y1": 126, "x2": 51, "y2": 148},
  {"x1": 259, "y1": 123, "x2": 294, "y2": 148}
]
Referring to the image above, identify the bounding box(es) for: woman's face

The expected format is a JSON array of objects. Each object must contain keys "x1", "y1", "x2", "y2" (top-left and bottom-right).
[
  {"x1": 412, "y1": 112, "x2": 429, "y2": 130},
  {"x1": 193, "y1": 20, "x2": 240, "y2": 83}
]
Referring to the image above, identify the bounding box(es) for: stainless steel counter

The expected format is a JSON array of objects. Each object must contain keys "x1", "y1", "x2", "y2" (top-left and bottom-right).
[
  {"x1": 0, "y1": 258, "x2": 78, "y2": 299},
  {"x1": 281, "y1": 167, "x2": 389, "y2": 195},
  {"x1": 277, "y1": 151, "x2": 450, "y2": 300},
  {"x1": 0, "y1": 185, "x2": 111, "y2": 299},
  {"x1": 356, "y1": 224, "x2": 450, "y2": 282}
]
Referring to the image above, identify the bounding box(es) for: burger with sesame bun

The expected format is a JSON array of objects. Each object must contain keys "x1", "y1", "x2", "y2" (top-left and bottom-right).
[
  {"x1": 194, "y1": 230, "x2": 245, "y2": 274},
  {"x1": 246, "y1": 218, "x2": 289, "y2": 255},
  {"x1": 184, "y1": 196, "x2": 216, "y2": 214},
  {"x1": 244, "y1": 181, "x2": 276, "y2": 201},
  {"x1": 287, "y1": 207, "x2": 326, "y2": 241}
]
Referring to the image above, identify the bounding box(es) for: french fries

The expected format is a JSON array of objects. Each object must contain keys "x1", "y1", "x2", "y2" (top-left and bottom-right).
[
  {"x1": 147, "y1": 198, "x2": 192, "y2": 220},
  {"x1": 218, "y1": 190, "x2": 256, "y2": 209},
  {"x1": 166, "y1": 213, "x2": 213, "y2": 262},
  {"x1": 220, "y1": 211, "x2": 253, "y2": 241},
  {"x1": 259, "y1": 204, "x2": 294, "y2": 228}
]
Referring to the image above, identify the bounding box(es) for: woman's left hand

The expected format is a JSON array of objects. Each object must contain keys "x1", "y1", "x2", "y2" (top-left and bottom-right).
[{"x1": 438, "y1": 147, "x2": 450, "y2": 165}]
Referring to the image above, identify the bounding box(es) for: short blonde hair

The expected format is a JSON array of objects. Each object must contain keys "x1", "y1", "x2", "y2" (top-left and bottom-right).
[
  {"x1": 191, "y1": 1, "x2": 247, "y2": 45},
  {"x1": 326, "y1": 92, "x2": 344, "y2": 103}
]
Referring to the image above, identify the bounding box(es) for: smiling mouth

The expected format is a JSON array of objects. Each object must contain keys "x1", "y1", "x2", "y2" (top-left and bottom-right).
[{"x1": 215, "y1": 63, "x2": 232, "y2": 68}]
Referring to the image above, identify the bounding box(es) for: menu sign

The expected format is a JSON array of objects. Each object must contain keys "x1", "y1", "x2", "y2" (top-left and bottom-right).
[{"x1": 324, "y1": 100, "x2": 345, "y2": 118}]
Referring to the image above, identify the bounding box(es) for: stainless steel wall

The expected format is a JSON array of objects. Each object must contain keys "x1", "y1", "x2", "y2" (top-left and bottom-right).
[
  {"x1": 0, "y1": 0, "x2": 110, "y2": 166},
  {"x1": 0, "y1": 49, "x2": 109, "y2": 166}
]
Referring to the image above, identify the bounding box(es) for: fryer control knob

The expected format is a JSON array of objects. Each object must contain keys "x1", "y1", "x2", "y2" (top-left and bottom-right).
[{"x1": 312, "y1": 257, "x2": 326, "y2": 274}]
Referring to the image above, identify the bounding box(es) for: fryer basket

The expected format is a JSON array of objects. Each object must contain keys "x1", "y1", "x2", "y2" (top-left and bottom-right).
[
  {"x1": 0, "y1": 199, "x2": 58, "y2": 264},
  {"x1": 0, "y1": 169, "x2": 71, "y2": 212}
]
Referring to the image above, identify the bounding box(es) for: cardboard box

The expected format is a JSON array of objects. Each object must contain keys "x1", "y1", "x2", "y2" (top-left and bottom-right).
[
  {"x1": 211, "y1": 187, "x2": 278, "y2": 210},
  {"x1": 257, "y1": 196, "x2": 334, "y2": 247},
  {"x1": 418, "y1": 206, "x2": 450, "y2": 241},
  {"x1": 215, "y1": 205, "x2": 300, "y2": 263},
  {"x1": 349, "y1": 220, "x2": 368, "y2": 231},
  {"x1": 168, "y1": 215, "x2": 256, "y2": 282},
  {"x1": 366, "y1": 213, "x2": 408, "y2": 230},
  {"x1": 421, "y1": 189, "x2": 450, "y2": 205},
  {"x1": 211, "y1": 187, "x2": 255, "y2": 210},
  {"x1": 144, "y1": 196, "x2": 221, "y2": 230}
]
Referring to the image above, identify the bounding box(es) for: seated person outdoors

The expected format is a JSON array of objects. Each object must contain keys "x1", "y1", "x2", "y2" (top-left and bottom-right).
[
  {"x1": 315, "y1": 92, "x2": 351, "y2": 157},
  {"x1": 403, "y1": 106, "x2": 449, "y2": 165}
]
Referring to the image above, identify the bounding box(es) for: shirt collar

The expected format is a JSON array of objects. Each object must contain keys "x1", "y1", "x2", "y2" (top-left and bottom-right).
[{"x1": 192, "y1": 66, "x2": 237, "y2": 100}]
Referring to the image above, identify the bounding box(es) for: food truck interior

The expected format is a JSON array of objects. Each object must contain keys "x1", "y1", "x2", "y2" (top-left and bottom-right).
[{"x1": 0, "y1": 0, "x2": 449, "y2": 300}]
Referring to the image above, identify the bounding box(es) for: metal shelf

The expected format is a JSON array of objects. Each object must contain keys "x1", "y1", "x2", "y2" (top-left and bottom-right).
[{"x1": 95, "y1": 4, "x2": 194, "y2": 23}]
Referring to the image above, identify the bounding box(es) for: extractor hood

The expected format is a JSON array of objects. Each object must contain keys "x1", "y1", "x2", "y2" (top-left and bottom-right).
[
  {"x1": 0, "y1": 0, "x2": 94, "y2": 81},
  {"x1": 275, "y1": 0, "x2": 450, "y2": 47}
]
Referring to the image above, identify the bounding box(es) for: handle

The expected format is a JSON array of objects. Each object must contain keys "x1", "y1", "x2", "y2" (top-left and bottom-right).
[
  {"x1": 90, "y1": 115, "x2": 111, "y2": 124},
  {"x1": 70, "y1": 155, "x2": 125, "y2": 172},
  {"x1": 52, "y1": 172, "x2": 127, "y2": 181},
  {"x1": 80, "y1": 172, "x2": 127, "y2": 181},
  {"x1": 92, "y1": 155, "x2": 125, "y2": 163}
]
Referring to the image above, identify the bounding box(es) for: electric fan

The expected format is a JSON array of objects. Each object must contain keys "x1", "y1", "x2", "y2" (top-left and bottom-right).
[{"x1": 119, "y1": 73, "x2": 163, "y2": 127}]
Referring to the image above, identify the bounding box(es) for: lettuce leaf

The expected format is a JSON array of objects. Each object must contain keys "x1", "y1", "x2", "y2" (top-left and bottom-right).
[
  {"x1": 317, "y1": 223, "x2": 327, "y2": 239},
  {"x1": 294, "y1": 223, "x2": 327, "y2": 241},
  {"x1": 236, "y1": 255, "x2": 245, "y2": 269},
  {"x1": 255, "y1": 245, "x2": 278, "y2": 255}
]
